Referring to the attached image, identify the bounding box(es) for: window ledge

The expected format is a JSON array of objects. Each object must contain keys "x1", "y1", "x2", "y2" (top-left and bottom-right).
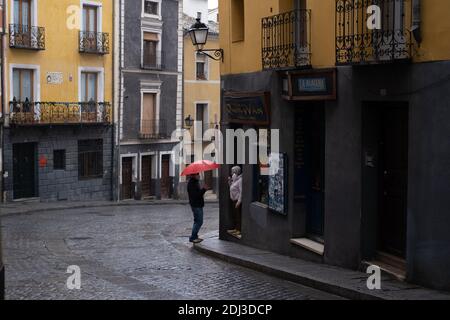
[{"x1": 290, "y1": 238, "x2": 324, "y2": 256}]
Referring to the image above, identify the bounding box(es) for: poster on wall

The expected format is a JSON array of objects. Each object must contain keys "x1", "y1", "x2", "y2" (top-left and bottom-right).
[{"x1": 268, "y1": 153, "x2": 288, "y2": 215}]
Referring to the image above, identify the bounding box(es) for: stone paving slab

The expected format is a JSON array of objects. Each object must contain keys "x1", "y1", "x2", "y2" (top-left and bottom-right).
[{"x1": 194, "y1": 236, "x2": 450, "y2": 300}]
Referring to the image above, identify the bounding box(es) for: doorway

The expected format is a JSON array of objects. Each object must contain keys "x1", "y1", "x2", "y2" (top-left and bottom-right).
[
  {"x1": 294, "y1": 105, "x2": 325, "y2": 241},
  {"x1": 13, "y1": 142, "x2": 37, "y2": 199},
  {"x1": 362, "y1": 103, "x2": 408, "y2": 260},
  {"x1": 160, "y1": 154, "x2": 172, "y2": 199},
  {"x1": 121, "y1": 157, "x2": 133, "y2": 200},
  {"x1": 141, "y1": 155, "x2": 154, "y2": 198}
]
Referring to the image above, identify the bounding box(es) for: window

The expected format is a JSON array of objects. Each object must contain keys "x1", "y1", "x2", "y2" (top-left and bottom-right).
[
  {"x1": 231, "y1": 0, "x2": 244, "y2": 42},
  {"x1": 82, "y1": 5, "x2": 98, "y2": 32},
  {"x1": 196, "y1": 103, "x2": 208, "y2": 134},
  {"x1": 53, "y1": 150, "x2": 66, "y2": 170},
  {"x1": 81, "y1": 72, "x2": 98, "y2": 102},
  {"x1": 143, "y1": 32, "x2": 159, "y2": 68},
  {"x1": 196, "y1": 53, "x2": 208, "y2": 80},
  {"x1": 141, "y1": 92, "x2": 157, "y2": 135},
  {"x1": 13, "y1": 68, "x2": 34, "y2": 102},
  {"x1": 78, "y1": 140, "x2": 103, "y2": 179},
  {"x1": 144, "y1": 0, "x2": 159, "y2": 16},
  {"x1": 14, "y1": 0, "x2": 32, "y2": 26},
  {"x1": 253, "y1": 128, "x2": 270, "y2": 205}
]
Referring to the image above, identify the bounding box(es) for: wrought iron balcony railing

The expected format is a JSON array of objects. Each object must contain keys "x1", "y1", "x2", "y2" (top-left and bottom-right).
[
  {"x1": 139, "y1": 119, "x2": 168, "y2": 140},
  {"x1": 9, "y1": 101, "x2": 112, "y2": 125},
  {"x1": 142, "y1": 51, "x2": 164, "y2": 70},
  {"x1": 262, "y1": 9, "x2": 311, "y2": 70},
  {"x1": 9, "y1": 24, "x2": 45, "y2": 50},
  {"x1": 336, "y1": 0, "x2": 412, "y2": 65},
  {"x1": 79, "y1": 31, "x2": 110, "y2": 54}
]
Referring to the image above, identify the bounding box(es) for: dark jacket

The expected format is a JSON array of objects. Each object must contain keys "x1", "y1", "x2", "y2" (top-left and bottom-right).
[{"x1": 187, "y1": 178, "x2": 207, "y2": 208}]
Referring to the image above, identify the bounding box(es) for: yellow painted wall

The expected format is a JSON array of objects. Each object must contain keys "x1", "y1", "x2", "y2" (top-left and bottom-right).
[
  {"x1": 220, "y1": 0, "x2": 450, "y2": 75},
  {"x1": 184, "y1": 35, "x2": 221, "y2": 137},
  {"x1": 5, "y1": 0, "x2": 113, "y2": 105}
]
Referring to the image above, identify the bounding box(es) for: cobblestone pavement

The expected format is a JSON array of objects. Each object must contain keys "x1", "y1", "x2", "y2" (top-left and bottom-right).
[{"x1": 1, "y1": 204, "x2": 342, "y2": 300}]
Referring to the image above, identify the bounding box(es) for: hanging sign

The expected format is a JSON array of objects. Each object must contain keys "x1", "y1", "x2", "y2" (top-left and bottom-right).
[
  {"x1": 224, "y1": 92, "x2": 270, "y2": 125},
  {"x1": 282, "y1": 69, "x2": 336, "y2": 101}
]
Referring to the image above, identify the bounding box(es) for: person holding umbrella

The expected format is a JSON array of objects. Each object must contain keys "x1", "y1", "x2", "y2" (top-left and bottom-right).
[{"x1": 182, "y1": 160, "x2": 219, "y2": 244}]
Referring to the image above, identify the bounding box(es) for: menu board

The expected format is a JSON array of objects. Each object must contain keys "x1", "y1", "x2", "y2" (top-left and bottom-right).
[{"x1": 268, "y1": 153, "x2": 287, "y2": 215}]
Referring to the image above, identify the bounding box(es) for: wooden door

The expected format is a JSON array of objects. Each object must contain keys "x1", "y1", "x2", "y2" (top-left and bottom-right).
[
  {"x1": 121, "y1": 157, "x2": 133, "y2": 200},
  {"x1": 160, "y1": 155, "x2": 171, "y2": 199},
  {"x1": 141, "y1": 156, "x2": 153, "y2": 197},
  {"x1": 378, "y1": 106, "x2": 408, "y2": 257},
  {"x1": 13, "y1": 143, "x2": 36, "y2": 199}
]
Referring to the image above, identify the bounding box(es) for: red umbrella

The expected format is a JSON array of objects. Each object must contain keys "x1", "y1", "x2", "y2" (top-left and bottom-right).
[{"x1": 181, "y1": 160, "x2": 220, "y2": 176}]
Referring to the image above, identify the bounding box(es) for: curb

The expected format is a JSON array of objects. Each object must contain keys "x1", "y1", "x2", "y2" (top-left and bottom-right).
[
  {"x1": 0, "y1": 199, "x2": 219, "y2": 218},
  {"x1": 194, "y1": 241, "x2": 382, "y2": 300}
]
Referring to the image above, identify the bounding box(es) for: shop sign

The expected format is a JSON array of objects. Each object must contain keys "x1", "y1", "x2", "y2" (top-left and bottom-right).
[
  {"x1": 282, "y1": 69, "x2": 336, "y2": 101},
  {"x1": 224, "y1": 92, "x2": 270, "y2": 125}
]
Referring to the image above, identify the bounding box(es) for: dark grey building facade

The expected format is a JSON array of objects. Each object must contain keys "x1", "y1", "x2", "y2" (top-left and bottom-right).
[
  {"x1": 220, "y1": 60, "x2": 450, "y2": 292},
  {"x1": 219, "y1": 1, "x2": 450, "y2": 292},
  {"x1": 117, "y1": 0, "x2": 182, "y2": 200}
]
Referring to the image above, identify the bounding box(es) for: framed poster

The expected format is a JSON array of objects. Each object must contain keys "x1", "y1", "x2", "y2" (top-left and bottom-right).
[{"x1": 268, "y1": 153, "x2": 288, "y2": 215}]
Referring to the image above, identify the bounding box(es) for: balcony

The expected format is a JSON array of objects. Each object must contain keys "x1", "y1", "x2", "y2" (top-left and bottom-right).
[
  {"x1": 139, "y1": 119, "x2": 168, "y2": 140},
  {"x1": 262, "y1": 9, "x2": 311, "y2": 70},
  {"x1": 142, "y1": 51, "x2": 164, "y2": 70},
  {"x1": 79, "y1": 31, "x2": 110, "y2": 54},
  {"x1": 336, "y1": 0, "x2": 411, "y2": 65},
  {"x1": 9, "y1": 100, "x2": 112, "y2": 126},
  {"x1": 9, "y1": 24, "x2": 45, "y2": 50}
]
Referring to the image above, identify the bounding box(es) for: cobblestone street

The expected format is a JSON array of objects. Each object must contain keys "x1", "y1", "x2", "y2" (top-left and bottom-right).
[{"x1": 0, "y1": 203, "x2": 341, "y2": 300}]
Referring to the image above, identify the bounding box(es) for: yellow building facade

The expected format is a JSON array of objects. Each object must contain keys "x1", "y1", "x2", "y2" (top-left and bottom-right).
[
  {"x1": 179, "y1": 15, "x2": 221, "y2": 198},
  {"x1": 2, "y1": 0, "x2": 114, "y2": 203},
  {"x1": 219, "y1": 0, "x2": 450, "y2": 75},
  {"x1": 217, "y1": 0, "x2": 450, "y2": 291},
  {"x1": 4, "y1": 0, "x2": 113, "y2": 105}
]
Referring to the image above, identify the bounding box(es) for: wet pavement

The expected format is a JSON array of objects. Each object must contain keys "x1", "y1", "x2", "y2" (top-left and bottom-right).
[{"x1": 0, "y1": 203, "x2": 341, "y2": 300}]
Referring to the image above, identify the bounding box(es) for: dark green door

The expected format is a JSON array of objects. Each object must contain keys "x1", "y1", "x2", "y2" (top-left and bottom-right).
[{"x1": 13, "y1": 142, "x2": 37, "y2": 199}]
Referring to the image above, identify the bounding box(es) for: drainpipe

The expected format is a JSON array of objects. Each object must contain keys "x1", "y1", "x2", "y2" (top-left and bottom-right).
[
  {"x1": 1, "y1": 3, "x2": 5, "y2": 203},
  {"x1": 411, "y1": 0, "x2": 421, "y2": 44}
]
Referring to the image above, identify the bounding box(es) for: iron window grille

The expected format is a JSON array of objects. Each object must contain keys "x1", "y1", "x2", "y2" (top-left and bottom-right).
[
  {"x1": 336, "y1": 0, "x2": 412, "y2": 65},
  {"x1": 262, "y1": 9, "x2": 311, "y2": 70},
  {"x1": 9, "y1": 24, "x2": 45, "y2": 50},
  {"x1": 78, "y1": 139, "x2": 103, "y2": 179},
  {"x1": 79, "y1": 31, "x2": 110, "y2": 54}
]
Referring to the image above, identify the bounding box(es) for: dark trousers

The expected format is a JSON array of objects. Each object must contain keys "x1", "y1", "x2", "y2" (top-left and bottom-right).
[
  {"x1": 190, "y1": 207, "x2": 204, "y2": 242},
  {"x1": 233, "y1": 201, "x2": 242, "y2": 232}
]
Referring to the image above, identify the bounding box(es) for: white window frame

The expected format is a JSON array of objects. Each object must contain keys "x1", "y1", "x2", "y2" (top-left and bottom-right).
[
  {"x1": 80, "y1": 0, "x2": 103, "y2": 33},
  {"x1": 195, "y1": 100, "x2": 210, "y2": 129},
  {"x1": 140, "y1": 88, "x2": 161, "y2": 133},
  {"x1": 11, "y1": 0, "x2": 38, "y2": 25},
  {"x1": 159, "y1": 151, "x2": 175, "y2": 178},
  {"x1": 195, "y1": 52, "x2": 209, "y2": 81},
  {"x1": 78, "y1": 66, "x2": 104, "y2": 102},
  {"x1": 139, "y1": 151, "x2": 157, "y2": 181},
  {"x1": 142, "y1": 0, "x2": 162, "y2": 20},
  {"x1": 141, "y1": 27, "x2": 162, "y2": 68},
  {"x1": 10, "y1": 63, "x2": 41, "y2": 103},
  {"x1": 120, "y1": 153, "x2": 138, "y2": 185}
]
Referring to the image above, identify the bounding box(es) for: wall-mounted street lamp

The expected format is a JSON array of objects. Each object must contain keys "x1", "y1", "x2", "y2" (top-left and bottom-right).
[
  {"x1": 184, "y1": 115, "x2": 194, "y2": 128},
  {"x1": 188, "y1": 18, "x2": 224, "y2": 62}
]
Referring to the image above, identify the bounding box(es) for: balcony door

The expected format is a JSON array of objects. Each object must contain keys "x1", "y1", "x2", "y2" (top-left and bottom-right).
[
  {"x1": 143, "y1": 32, "x2": 159, "y2": 68},
  {"x1": 13, "y1": 68, "x2": 34, "y2": 103},
  {"x1": 80, "y1": 72, "x2": 98, "y2": 122},
  {"x1": 82, "y1": 5, "x2": 98, "y2": 51},
  {"x1": 14, "y1": 0, "x2": 32, "y2": 47},
  {"x1": 141, "y1": 92, "x2": 157, "y2": 137}
]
